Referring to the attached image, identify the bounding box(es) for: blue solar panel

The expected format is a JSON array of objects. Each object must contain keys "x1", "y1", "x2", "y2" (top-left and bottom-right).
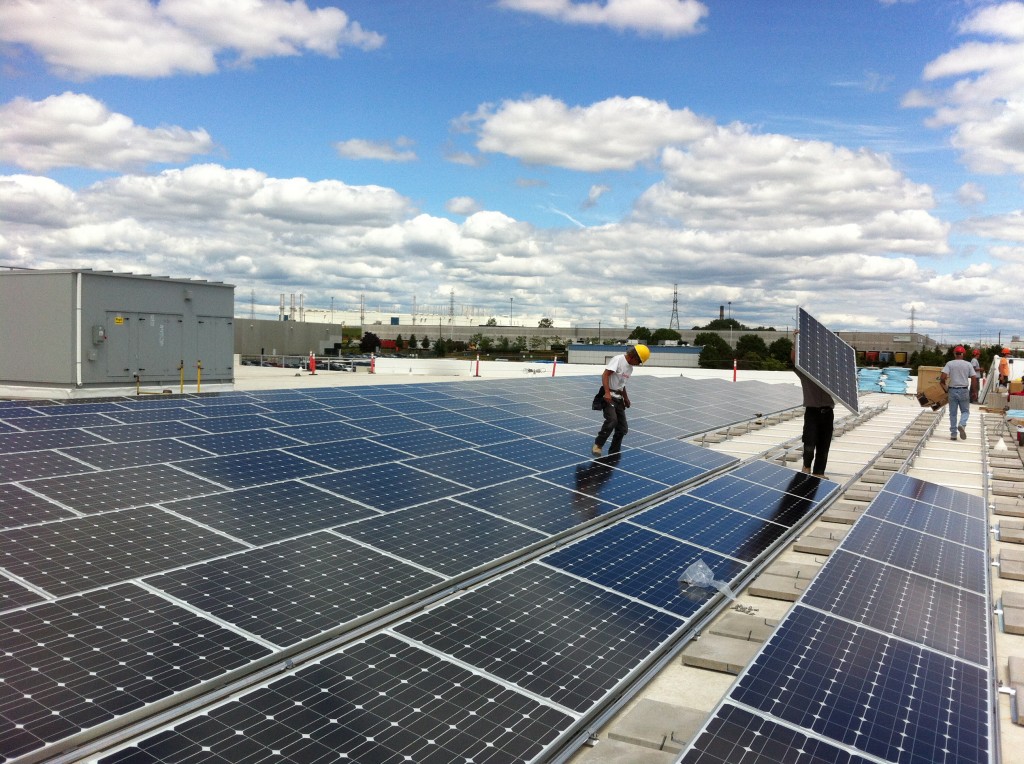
[
  {"x1": 796, "y1": 307, "x2": 859, "y2": 414},
  {"x1": 543, "y1": 523, "x2": 745, "y2": 618},
  {"x1": 729, "y1": 606, "x2": 989, "y2": 764}
]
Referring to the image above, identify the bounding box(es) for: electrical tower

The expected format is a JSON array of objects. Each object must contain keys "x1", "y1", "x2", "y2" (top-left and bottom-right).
[
  {"x1": 669, "y1": 283, "x2": 680, "y2": 331},
  {"x1": 449, "y1": 289, "x2": 455, "y2": 340}
]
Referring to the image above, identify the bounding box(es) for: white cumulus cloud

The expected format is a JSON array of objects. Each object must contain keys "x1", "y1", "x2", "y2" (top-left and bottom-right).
[
  {"x1": 465, "y1": 95, "x2": 712, "y2": 171},
  {"x1": 499, "y1": 0, "x2": 708, "y2": 37},
  {"x1": 0, "y1": 0, "x2": 384, "y2": 79},
  {"x1": 0, "y1": 93, "x2": 214, "y2": 172},
  {"x1": 335, "y1": 138, "x2": 417, "y2": 162}
]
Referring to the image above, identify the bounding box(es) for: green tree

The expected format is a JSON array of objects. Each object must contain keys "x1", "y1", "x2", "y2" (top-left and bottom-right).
[
  {"x1": 651, "y1": 328, "x2": 682, "y2": 345},
  {"x1": 359, "y1": 332, "x2": 380, "y2": 353},
  {"x1": 695, "y1": 332, "x2": 731, "y2": 369},
  {"x1": 538, "y1": 317, "x2": 553, "y2": 328},
  {"x1": 529, "y1": 336, "x2": 546, "y2": 351},
  {"x1": 479, "y1": 336, "x2": 494, "y2": 352},
  {"x1": 486, "y1": 317, "x2": 498, "y2": 326},
  {"x1": 513, "y1": 336, "x2": 528, "y2": 352},
  {"x1": 694, "y1": 318, "x2": 742, "y2": 332},
  {"x1": 629, "y1": 326, "x2": 652, "y2": 343},
  {"x1": 408, "y1": 333, "x2": 417, "y2": 350},
  {"x1": 420, "y1": 335, "x2": 430, "y2": 349},
  {"x1": 497, "y1": 336, "x2": 511, "y2": 351},
  {"x1": 768, "y1": 337, "x2": 793, "y2": 366},
  {"x1": 395, "y1": 334, "x2": 403, "y2": 351},
  {"x1": 433, "y1": 338, "x2": 447, "y2": 357},
  {"x1": 736, "y1": 334, "x2": 769, "y2": 359}
]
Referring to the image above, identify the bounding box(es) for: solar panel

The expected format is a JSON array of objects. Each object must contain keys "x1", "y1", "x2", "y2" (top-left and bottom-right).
[
  {"x1": 144, "y1": 532, "x2": 445, "y2": 647},
  {"x1": 0, "y1": 584, "x2": 273, "y2": 763},
  {"x1": 679, "y1": 471, "x2": 993, "y2": 764},
  {"x1": 394, "y1": 564, "x2": 686, "y2": 712},
  {"x1": 96, "y1": 633, "x2": 575, "y2": 764},
  {"x1": 796, "y1": 306, "x2": 859, "y2": 413},
  {"x1": 0, "y1": 375, "x2": 816, "y2": 763},
  {"x1": 729, "y1": 606, "x2": 989, "y2": 764}
]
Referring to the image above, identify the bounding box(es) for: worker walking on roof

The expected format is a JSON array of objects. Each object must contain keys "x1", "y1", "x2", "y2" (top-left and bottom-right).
[
  {"x1": 1000, "y1": 348, "x2": 1011, "y2": 390},
  {"x1": 940, "y1": 346, "x2": 977, "y2": 441},
  {"x1": 970, "y1": 349, "x2": 981, "y2": 403},
  {"x1": 592, "y1": 344, "x2": 649, "y2": 456},
  {"x1": 791, "y1": 330, "x2": 835, "y2": 478}
]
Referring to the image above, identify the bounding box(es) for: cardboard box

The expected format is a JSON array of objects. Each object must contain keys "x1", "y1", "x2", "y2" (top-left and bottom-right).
[
  {"x1": 1011, "y1": 380, "x2": 1023, "y2": 395},
  {"x1": 915, "y1": 366, "x2": 948, "y2": 408}
]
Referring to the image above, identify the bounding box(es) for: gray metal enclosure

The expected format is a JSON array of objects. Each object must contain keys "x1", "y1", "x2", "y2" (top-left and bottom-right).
[{"x1": 0, "y1": 269, "x2": 234, "y2": 392}]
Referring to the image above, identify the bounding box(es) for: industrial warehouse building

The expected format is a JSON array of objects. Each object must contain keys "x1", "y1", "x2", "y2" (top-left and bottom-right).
[{"x1": 0, "y1": 269, "x2": 235, "y2": 398}]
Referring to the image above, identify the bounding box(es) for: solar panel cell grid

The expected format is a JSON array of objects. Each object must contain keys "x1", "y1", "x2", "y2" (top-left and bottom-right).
[
  {"x1": 395, "y1": 564, "x2": 685, "y2": 711},
  {"x1": 98, "y1": 633, "x2": 575, "y2": 764},
  {"x1": 729, "y1": 605, "x2": 989, "y2": 764},
  {"x1": 144, "y1": 532, "x2": 445, "y2": 647},
  {"x1": 0, "y1": 583, "x2": 272, "y2": 763},
  {"x1": 796, "y1": 307, "x2": 859, "y2": 414}
]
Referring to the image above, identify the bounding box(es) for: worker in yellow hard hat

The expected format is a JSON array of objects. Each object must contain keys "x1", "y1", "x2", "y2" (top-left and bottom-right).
[{"x1": 592, "y1": 344, "x2": 648, "y2": 455}]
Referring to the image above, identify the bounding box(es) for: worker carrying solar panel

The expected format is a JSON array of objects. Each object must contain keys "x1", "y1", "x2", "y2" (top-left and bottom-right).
[{"x1": 792, "y1": 330, "x2": 835, "y2": 478}]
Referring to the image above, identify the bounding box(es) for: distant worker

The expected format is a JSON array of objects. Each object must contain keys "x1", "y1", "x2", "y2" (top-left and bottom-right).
[
  {"x1": 940, "y1": 346, "x2": 977, "y2": 441},
  {"x1": 970, "y1": 349, "x2": 981, "y2": 402},
  {"x1": 791, "y1": 330, "x2": 835, "y2": 478},
  {"x1": 592, "y1": 344, "x2": 649, "y2": 456},
  {"x1": 1000, "y1": 347, "x2": 1011, "y2": 390}
]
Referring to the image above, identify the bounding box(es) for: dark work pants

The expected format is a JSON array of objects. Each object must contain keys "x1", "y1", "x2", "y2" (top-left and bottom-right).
[
  {"x1": 802, "y1": 405, "x2": 834, "y2": 475},
  {"x1": 595, "y1": 398, "x2": 628, "y2": 452}
]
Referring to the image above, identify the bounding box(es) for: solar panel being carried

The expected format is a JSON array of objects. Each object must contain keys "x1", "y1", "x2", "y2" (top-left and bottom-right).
[{"x1": 796, "y1": 306, "x2": 859, "y2": 414}]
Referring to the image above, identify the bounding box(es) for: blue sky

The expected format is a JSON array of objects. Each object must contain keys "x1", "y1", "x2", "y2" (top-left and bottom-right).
[{"x1": 2, "y1": 0, "x2": 1024, "y2": 342}]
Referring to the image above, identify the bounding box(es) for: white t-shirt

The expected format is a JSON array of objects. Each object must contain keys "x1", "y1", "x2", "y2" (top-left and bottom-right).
[{"x1": 604, "y1": 353, "x2": 634, "y2": 391}]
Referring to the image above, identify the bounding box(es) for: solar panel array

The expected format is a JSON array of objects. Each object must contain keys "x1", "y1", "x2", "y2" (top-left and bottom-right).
[
  {"x1": 678, "y1": 471, "x2": 993, "y2": 764},
  {"x1": 796, "y1": 307, "x2": 859, "y2": 414},
  {"x1": 0, "y1": 374, "x2": 825, "y2": 763}
]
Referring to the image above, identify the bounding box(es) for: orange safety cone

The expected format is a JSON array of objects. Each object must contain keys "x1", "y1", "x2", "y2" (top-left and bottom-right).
[
  {"x1": 369, "y1": 353, "x2": 376, "y2": 374},
  {"x1": 551, "y1": 356, "x2": 557, "y2": 377},
  {"x1": 732, "y1": 358, "x2": 737, "y2": 382},
  {"x1": 474, "y1": 355, "x2": 481, "y2": 377},
  {"x1": 309, "y1": 352, "x2": 316, "y2": 375}
]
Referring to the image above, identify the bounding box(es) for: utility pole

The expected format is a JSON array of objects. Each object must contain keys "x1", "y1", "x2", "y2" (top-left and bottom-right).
[{"x1": 669, "y1": 284, "x2": 680, "y2": 331}]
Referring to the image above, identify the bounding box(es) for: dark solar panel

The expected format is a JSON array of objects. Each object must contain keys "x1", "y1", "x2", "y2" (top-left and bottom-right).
[
  {"x1": 459, "y1": 476, "x2": 619, "y2": 532},
  {"x1": 729, "y1": 606, "x2": 989, "y2": 764},
  {"x1": 97, "y1": 633, "x2": 574, "y2": 764},
  {"x1": 24, "y1": 463, "x2": 217, "y2": 513},
  {"x1": 339, "y1": 500, "x2": 547, "y2": 576},
  {"x1": 679, "y1": 703, "x2": 876, "y2": 764},
  {"x1": 841, "y1": 516, "x2": 987, "y2": 592},
  {"x1": 395, "y1": 564, "x2": 685, "y2": 711},
  {"x1": 144, "y1": 533, "x2": 444, "y2": 647},
  {"x1": 796, "y1": 307, "x2": 859, "y2": 413},
  {"x1": 631, "y1": 494, "x2": 791, "y2": 562},
  {"x1": 0, "y1": 428, "x2": 107, "y2": 453},
  {"x1": 0, "y1": 450, "x2": 96, "y2": 482},
  {"x1": 409, "y1": 448, "x2": 536, "y2": 488},
  {"x1": 801, "y1": 550, "x2": 988, "y2": 664},
  {"x1": 542, "y1": 523, "x2": 745, "y2": 618},
  {"x1": 0, "y1": 483, "x2": 73, "y2": 528},
  {"x1": 0, "y1": 507, "x2": 247, "y2": 595},
  {"x1": 0, "y1": 583, "x2": 272, "y2": 763},
  {"x1": 178, "y1": 450, "x2": 330, "y2": 488},
  {"x1": 311, "y1": 462, "x2": 466, "y2": 511},
  {"x1": 0, "y1": 376, "x2": 826, "y2": 763},
  {"x1": 163, "y1": 480, "x2": 381, "y2": 544},
  {"x1": 878, "y1": 471, "x2": 987, "y2": 518}
]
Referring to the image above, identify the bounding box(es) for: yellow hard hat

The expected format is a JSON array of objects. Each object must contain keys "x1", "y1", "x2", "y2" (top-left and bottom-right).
[{"x1": 633, "y1": 344, "x2": 650, "y2": 364}]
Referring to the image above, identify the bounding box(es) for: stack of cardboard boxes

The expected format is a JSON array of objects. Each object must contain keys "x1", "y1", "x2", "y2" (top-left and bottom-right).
[{"x1": 916, "y1": 366, "x2": 947, "y2": 410}]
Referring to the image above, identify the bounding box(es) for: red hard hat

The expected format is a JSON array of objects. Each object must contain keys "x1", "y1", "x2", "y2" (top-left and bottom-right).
[
  {"x1": 954, "y1": 345, "x2": 965, "y2": 354},
  {"x1": 973, "y1": 349, "x2": 980, "y2": 356},
  {"x1": 1003, "y1": 347, "x2": 1011, "y2": 355}
]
